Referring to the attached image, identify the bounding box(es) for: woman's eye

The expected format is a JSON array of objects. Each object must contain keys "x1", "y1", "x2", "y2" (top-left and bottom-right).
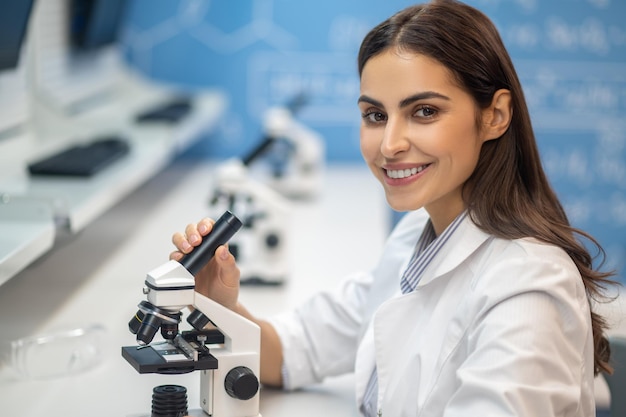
[
  {"x1": 415, "y1": 106, "x2": 437, "y2": 118},
  {"x1": 362, "y1": 111, "x2": 387, "y2": 124}
]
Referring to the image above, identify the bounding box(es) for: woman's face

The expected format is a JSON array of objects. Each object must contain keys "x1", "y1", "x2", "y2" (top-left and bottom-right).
[{"x1": 359, "y1": 48, "x2": 490, "y2": 233}]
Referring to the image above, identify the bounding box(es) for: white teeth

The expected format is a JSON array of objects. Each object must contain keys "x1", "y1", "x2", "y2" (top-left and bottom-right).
[{"x1": 385, "y1": 165, "x2": 428, "y2": 179}]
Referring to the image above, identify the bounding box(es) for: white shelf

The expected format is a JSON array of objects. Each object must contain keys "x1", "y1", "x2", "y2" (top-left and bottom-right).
[
  {"x1": 0, "y1": 75, "x2": 227, "y2": 285},
  {"x1": 0, "y1": 197, "x2": 55, "y2": 287}
]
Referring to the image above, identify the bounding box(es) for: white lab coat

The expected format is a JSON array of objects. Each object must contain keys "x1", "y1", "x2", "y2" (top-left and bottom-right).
[{"x1": 269, "y1": 209, "x2": 595, "y2": 416}]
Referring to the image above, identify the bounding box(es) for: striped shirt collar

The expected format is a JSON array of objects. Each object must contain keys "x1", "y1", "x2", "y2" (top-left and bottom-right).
[{"x1": 400, "y1": 210, "x2": 469, "y2": 294}]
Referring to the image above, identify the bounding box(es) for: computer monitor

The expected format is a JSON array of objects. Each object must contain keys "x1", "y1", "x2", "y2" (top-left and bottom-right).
[
  {"x1": 69, "y1": 0, "x2": 127, "y2": 51},
  {"x1": 0, "y1": 0, "x2": 36, "y2": 71},
  {"x1": 28, "y1": 0, "x2": 129, "y2": 114},
  {"x1": 0, "y1": 0, "x2": 35, "y2": 136}
]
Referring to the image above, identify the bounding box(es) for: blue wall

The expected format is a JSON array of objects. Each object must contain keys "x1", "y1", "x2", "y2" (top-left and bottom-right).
[
  {"x1": 121, "y1": 0, "x2": 626, "y2": 282},
  {"x1": 121, "y1": 0, "x2": 417, "y2": 160}
]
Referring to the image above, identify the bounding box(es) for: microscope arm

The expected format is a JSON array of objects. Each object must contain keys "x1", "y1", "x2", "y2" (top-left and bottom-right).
[
  {"x1": 193, "y1": 291, "x2": 260, "y2": 354},
  {"x1": 287, "y1": 118, "x2": 325, "y2": 164},
  {"x1": 264, "y1": 107, "x2": 324, "y2": 165}
]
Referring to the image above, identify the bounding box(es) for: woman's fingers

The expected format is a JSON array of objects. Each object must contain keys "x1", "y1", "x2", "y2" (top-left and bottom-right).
[
  {"x1": 171, "y1": 218, "x2": 216, "y2": 256},
  {"x1": 171, "y1": 231, "x2": 193, "y2": 254},
  {"x1": 169, "y1": 250, "x2": 183, "y2": 261},
  {"x1": 197, "y1": 218, "x2": 214, "y2": 236},
  {"x1": 184, "y1": 219, "x2": 215, "y2": 246}
]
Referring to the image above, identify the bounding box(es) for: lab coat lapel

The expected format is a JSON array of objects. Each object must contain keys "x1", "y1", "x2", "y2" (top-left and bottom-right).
[{"x1": 415, "y1": 215, "x2": 490, "y2": 288}]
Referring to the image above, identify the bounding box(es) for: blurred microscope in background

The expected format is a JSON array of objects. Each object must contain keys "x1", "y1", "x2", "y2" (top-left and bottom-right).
[{"x1": 208, "y1": 94, "x2": 325, "y2": 285}]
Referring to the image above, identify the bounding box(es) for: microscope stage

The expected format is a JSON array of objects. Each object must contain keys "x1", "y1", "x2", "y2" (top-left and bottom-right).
[{"x1": 122, "y1": 344, "x2": 218, "y2": 374}]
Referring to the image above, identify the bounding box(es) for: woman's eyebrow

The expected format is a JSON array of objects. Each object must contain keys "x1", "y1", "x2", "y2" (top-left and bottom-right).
[
  {"x1": 358, "y1": 91, "x2": 450, "y2": 108},
  {"x1": 399, "y1": 91, "x2": 450, "y2": 108},
  {"x1": 357, "y1": 95, "x2": 382, "y2": 107}
]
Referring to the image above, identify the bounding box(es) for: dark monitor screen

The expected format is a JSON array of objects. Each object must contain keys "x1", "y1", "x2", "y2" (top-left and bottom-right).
[
  {"x1": 70, "y1": 0, "x2": 127, "y2": 50},
  {"x1": 0, "y1": 0, "x2": 36, "y2": 71}
]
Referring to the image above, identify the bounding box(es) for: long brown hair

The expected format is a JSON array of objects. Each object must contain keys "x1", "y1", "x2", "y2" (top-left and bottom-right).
[{"x1": 358, "y1": 0, "x2": 617, "y2": 375}]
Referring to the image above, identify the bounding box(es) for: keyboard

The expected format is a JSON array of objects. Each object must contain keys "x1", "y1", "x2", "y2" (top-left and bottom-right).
[
  {"x1": 28, "y1": 137, "x2": 130, "y2": 177},
  {"x1": 135, "y1": 96, "x2": 193, "y2": 124}
]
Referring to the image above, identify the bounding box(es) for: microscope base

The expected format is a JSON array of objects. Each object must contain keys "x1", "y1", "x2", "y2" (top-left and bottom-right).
[{"x1": 127, "y1": 408, "x2": 224, "y2": 417}]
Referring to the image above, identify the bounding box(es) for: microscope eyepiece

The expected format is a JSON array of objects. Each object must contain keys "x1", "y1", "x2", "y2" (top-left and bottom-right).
[{"x1": 179, "y1": 210, "x2": 242, "y2": 276}]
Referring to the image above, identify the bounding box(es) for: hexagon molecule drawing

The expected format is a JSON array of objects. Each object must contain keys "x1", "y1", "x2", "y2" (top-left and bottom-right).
[{"x1": 123, "y1": 0, "x2": 298, "y2": 71}]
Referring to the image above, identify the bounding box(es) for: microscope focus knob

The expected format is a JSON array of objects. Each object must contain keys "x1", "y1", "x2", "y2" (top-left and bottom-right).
[
  {"x1": 265, "y1": 232, "x2": 280, "y2": 248},
  {"x1": 224, "y1": 366, "x2": 259, "y2": 400}
]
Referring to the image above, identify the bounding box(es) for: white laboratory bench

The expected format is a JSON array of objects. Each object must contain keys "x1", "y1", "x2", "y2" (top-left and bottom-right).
[
  {"x1": 0, "y1": 158, "x2": 619, "y2": 416},
  {"x1": 0, "y1": 159, "x2": 388, "y2": 417},
  {"x1": 0, "y1": 73, "x2": 227, "y2": 286}
]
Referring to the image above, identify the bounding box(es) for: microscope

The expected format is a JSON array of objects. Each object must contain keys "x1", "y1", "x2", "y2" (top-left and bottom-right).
[
  {"x1": 207, "y1": 95, "x2": 323, "y2": 286},
  {"x1": 122, "y1": 211, "x2": 262, "y2": 417},
  {"x1": 255, "y1": 102, "x2": 325, "y2": 200},
  {"x1": 209, "y1": 157, "x2": 291, "y2": 285}
]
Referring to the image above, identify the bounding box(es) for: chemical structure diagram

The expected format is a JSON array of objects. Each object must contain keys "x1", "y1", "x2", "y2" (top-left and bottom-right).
[{"x1": 122, "y1": 0, "x2": 298, "y2": 73}]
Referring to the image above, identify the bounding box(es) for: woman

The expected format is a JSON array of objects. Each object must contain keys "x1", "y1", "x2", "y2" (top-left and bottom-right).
[{"x1": 172, "y1": 0, "x2": 616, "y2": 415}]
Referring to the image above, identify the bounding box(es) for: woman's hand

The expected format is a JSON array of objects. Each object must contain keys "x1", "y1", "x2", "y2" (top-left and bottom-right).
[{"x1": 170, "y1": 218, "x2": 241, "y2": 311}]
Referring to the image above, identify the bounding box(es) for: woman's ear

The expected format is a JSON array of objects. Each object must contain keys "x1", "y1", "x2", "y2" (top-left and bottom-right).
[{"x1": 482, "y1": 89, "x2": 512, "y2": 142}]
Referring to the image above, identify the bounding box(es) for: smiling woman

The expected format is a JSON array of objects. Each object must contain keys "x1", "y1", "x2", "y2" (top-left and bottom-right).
[
  {"x1": 358, "y1": 51, "x2": 511, "y2": 231},
  {"x1": 172, "y1": 1, "x2": 619, "y2": 416}
]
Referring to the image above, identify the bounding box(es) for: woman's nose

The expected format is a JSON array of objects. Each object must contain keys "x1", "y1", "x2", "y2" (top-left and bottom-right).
[{"x1": 380, "y1": 117, "x2": 410, "y2": 157}]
